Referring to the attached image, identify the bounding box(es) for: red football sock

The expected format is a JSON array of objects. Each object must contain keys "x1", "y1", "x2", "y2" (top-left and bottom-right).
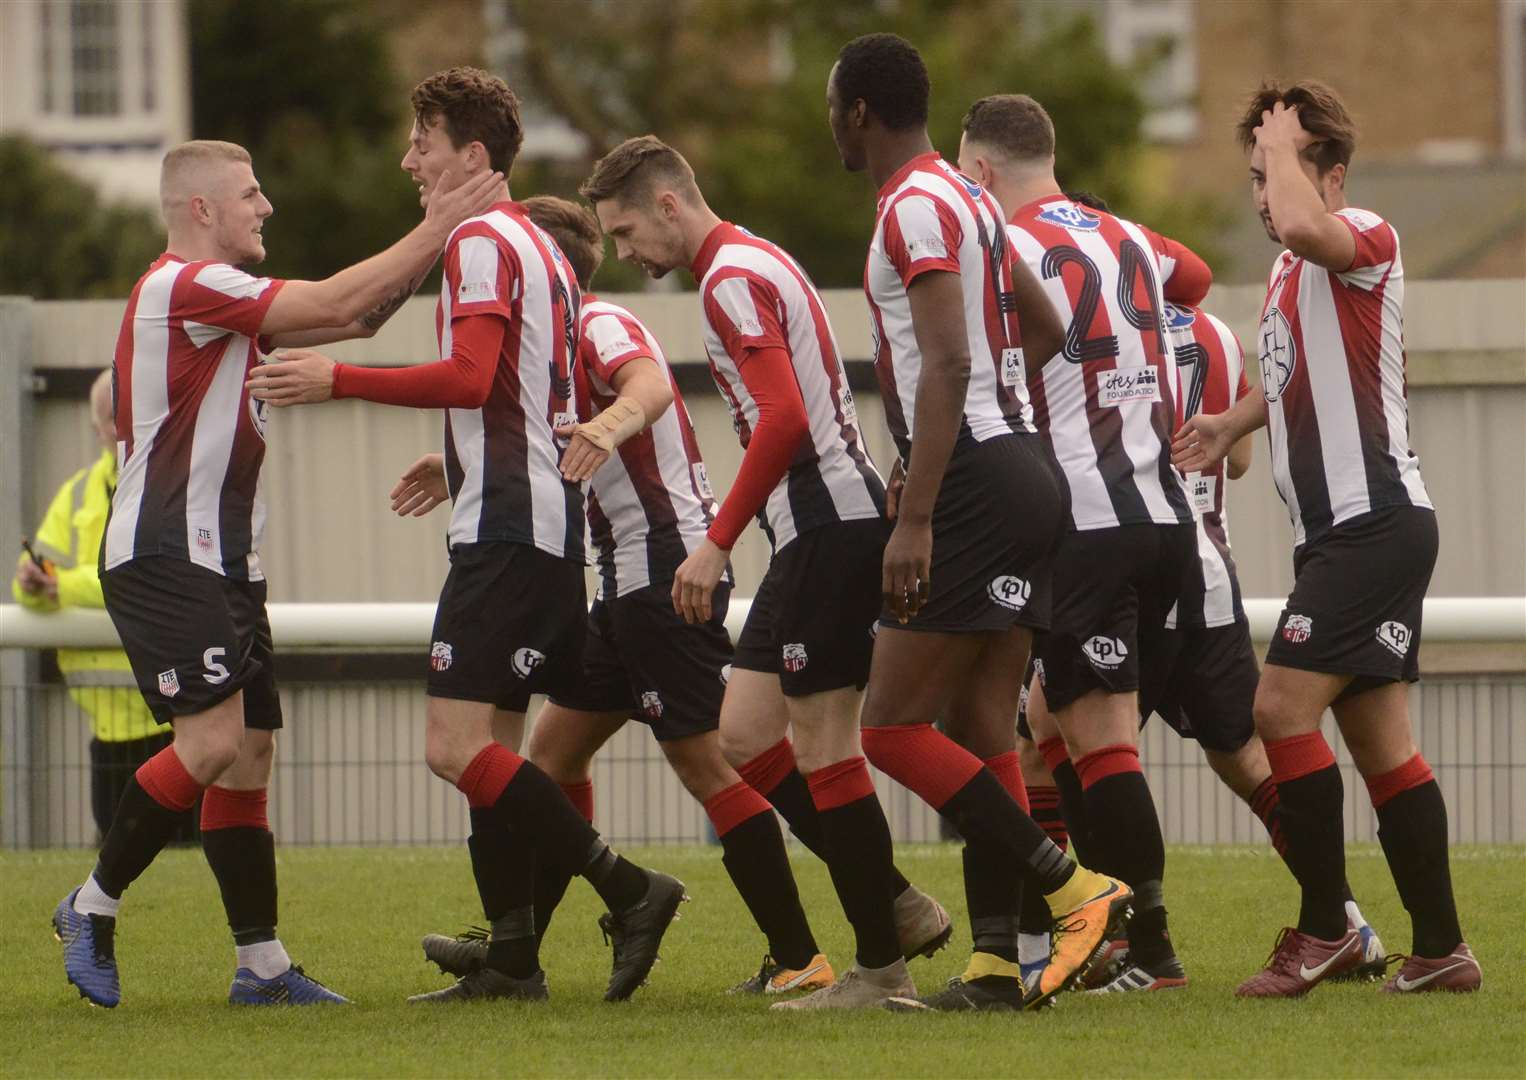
[
  {"x1": 805, "y1": 757, "x2": 877, "y2": 811},
  {"x1": 1265, "y1": 731, "x2": 1337, "y2": 784},
  {"x1": 1365, "y1": 753, "x2": 1435, "y2": 809},
  {"x1": 704, "y1": 781, "x2": 774, "y2": 837},
  {"x1": 1028, "y1": 784, "x2": 1069, "y2": 852},
  {"x1": 736, "y1": 738, "x2": 797, "y2": 797},
  {"x1": 135, "y1": 745, "x2": 204, "y2": 812},
  {"x1": 1074, "y1": 743, "x2": 1142, "y2": 790},
  {"x1": 984, "y1": 751, "x2": 1029, "y2": 814},
  {"x1": 1037, "y1": 736, "x2": 1071, "y2": 774},
  {"x1": 860, "y1": 723, "x2": 983, "y2": 810},
  {"x1": 456, "y1": 744, "x2": 524, "y2": 809},
  {"x1": 560, "y1": 779, "x2": 594, "y2": 822},
  {"x1": 201, "y1": 785, "x2": 268, "y2": 831}
]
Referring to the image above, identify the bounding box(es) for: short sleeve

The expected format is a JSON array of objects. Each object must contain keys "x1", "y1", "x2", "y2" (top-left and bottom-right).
[
  {"x1": 882, "y1": 192, "x2": 962, "y2": 286},
  {"x1": 171, "y1": 263, "x2": 285, "y2": 339},
  {"x1": 701, "y1": 272, "x2": 787, "y2": 362},
  {"x1": 1334, "y1": 208, "x2": 1398, "y2": 288},
  {"x1": 446, "y1": 231, "x2": 516, "y2": 321},
  {"x1": 582, "y1": 310, "x2": 655, "y2": 384}
]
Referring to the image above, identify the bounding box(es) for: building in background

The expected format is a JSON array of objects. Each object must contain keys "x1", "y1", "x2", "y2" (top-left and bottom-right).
[{"x1": 0, "y1": 0, "x2": 189, "y2": 207}]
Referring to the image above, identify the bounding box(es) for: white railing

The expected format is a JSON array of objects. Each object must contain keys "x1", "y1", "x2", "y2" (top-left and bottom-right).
[{"x1": 3, "y1": 596, "x2": 1524, "y2": 649}]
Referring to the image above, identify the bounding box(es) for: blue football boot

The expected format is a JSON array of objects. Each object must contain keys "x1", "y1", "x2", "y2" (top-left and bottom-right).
[
  {"x1": 229, "y1": 964, "x2": 352, "y2": 1005},
  {"x1": 53, "y1": 889, "x2": 120, "y2": 1008}
]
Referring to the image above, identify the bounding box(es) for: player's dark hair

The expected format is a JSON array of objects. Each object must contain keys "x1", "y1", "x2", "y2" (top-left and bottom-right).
[
  {"x1": 411, "y1": 66, "x2": 524, "y2": 176},
  {"x1": 579, "y1": 135, "x2": 700, "y2": 207},
  {"x1": 522, "y1": 195, "x2": 605, "y2": 290},
  {"x1": 1236, "y1": 79, "x2": 1357, "y2": 175},
  {"x1": 1065, "y1": 190, "x2": 1110, "y2": 212},
  {"x1": 834, "y1": 33, "x2": 929, "y2": 132},
  {"x1": 962, "y1": 94, "x2": 1055, "y2": 161}
]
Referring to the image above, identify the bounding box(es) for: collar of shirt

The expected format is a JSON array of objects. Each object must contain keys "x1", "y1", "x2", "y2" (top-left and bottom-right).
[
  {"x1": 689, "y1": 221, "x2": 737, "y2": 279},
  {"x1": 877, "y1": 150, "x2": 943, "y2": 201},
  {"x1": 1004, "y1": 191, "x2": 1069, "y2": 224}
]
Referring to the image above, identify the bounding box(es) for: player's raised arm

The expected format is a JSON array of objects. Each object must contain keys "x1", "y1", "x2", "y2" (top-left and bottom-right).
[
  {"x1": 1249, "y1": 104, "x2": 1356, "y2": 271},
  {"x1": 257, "y1": 168, "x2": 502, "y2": 337}
]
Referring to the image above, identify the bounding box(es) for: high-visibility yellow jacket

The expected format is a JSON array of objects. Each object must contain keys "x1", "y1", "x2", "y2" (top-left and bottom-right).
[{"x1": 12, "y1": 448, "x2": 164, "y2": 743}]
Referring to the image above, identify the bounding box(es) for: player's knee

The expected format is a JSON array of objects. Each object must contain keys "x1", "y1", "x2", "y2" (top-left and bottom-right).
[
  {"x1": 184, "y1": 725, "x2": 244, "y2": 780},
  {"x1": 717, "y1": 720, "x2": 768, "y2": 768},
  {"x1": 423, "y1": 727, "x2": 469, "y2": 785},
  {"x1": 663, "y1": 736, "x2": 733, "y2": 802}
]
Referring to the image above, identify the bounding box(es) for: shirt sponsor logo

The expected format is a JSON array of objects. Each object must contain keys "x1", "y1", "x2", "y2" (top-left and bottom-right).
[
  {"x1": 597, "y1": 336, "x2": 638, "y2": 364},
  {"x1": 691, "y1": 462, "x2": 715, "y2": 501},
  {"x1": 838, "y1": 384, "x2": 859, "y2": 426},
  {"x1": 1098, "y1": 367, "x2": 1161, "y2": 408},
  {"x1": 511, "y1": 647, "x2": 546, "y2": 679},
  {"x1": 1037, "y1": 204, "x2": 1102, "y2": 231},
  {"x1": 1259, "y1": 308, "x2": 1297, "y2": 403},
  {"x1": 430, "y1": 641, "x2": 453, "y2": 672},
  {"x1": 733, "y1": 315, "x2": 765, "y2": 337},
  {"x1": 157, "y1": 668, "x2": 181, "y2": 699},
  {"x1": 1001, "y1": 347, "x2": 1025, "y2": 388},
  {"x1": 1082, "y1": 636, "x2": 1128, "y2": 670},
  {"x1": 640, "y1": 690, "x2": 664, "y2": 719},
  {"x1": 457, "y1": 279, "x2": 496, "y2": 304},
  {"x1": 1376, "y1": 620, "x2": 1411, "y2": 657},
  {"x1": 196, "y1": 527, "x2": 214, "y2": 553},
  {"x1": 905, "y1": 236, "x2": 948, "y2": 260},
  {"x1": 987, "y1": 575, "x2": 1032, "y2": 612},
  {"x1": 1282, "y1": 613, "x2": 1313, "y2": 644},
  {"x1": 1163, "y1": 302, "x2": 1197, "y2": 330},
  {"x1": 1189, "y1": 473, "x2": 1216, "y2": 515},
  {"x1": 782, "y1": 642, "x2": 808, "y2": 673}
]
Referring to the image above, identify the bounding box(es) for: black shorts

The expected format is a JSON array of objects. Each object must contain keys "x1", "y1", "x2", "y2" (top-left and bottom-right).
[
  {"x1": 548, "y1": 582, "x2": 733, "y2": 741},
  {"x1": 880, "y1": 433, "x2": 1065, "y2": 634},
  {"x1": 1265, "y1": 506, "x2": 1437, "y2": 700},
  {"x1": 427, "y1": 541, "x2": 587, "y2": 713},
  {"x1": 734, "y1": 517, "x2": 887, "y2": 697},
  {"x1": 1032, "y1": 521, "x2": 1197, "y2": 713},
  {"x1": 102, "y1": 556, "x2": 282, "y2": 729},
  {"x1": 1140, "y1": 620, "x2": 1260, "y2": 754}
]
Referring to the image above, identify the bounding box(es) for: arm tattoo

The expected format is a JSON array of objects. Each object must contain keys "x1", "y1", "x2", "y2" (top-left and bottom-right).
[{"x1": 359, "y1": 270, "x2": 429, "y2": 332}]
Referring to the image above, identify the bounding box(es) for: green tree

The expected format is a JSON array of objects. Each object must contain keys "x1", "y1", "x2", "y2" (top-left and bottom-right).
[
  {"x1": 188, "y1": 0, "x2": 425, "y2": 280},
  {"x1": 504, "y1": 0, "x2": 1223, "y2": 289},
  {"x1": 0, "y1": 136, "x2": 165, "y2": 299}
]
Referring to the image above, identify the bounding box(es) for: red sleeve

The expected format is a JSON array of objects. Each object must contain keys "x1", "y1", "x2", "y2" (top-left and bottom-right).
[
  {"x1": 174, "y1": 262, "x2": 285, "y2": 338},
  {"x1": 702, "y1": 272, "x2": 788, "y2": 359},
  {"x1": 331, "y1": 314, "x2": 505, "y2": 408},
  {"x1": 1335, "y1": 210, "x2": 1398, "y2": 273},
  {"x1": 705, "y1": 344, "x2": 809, "y2": 550},
  {"x1": 882, "y1": 192, "x2": 962, "y2": 287},
  {"x1": 1144, "y1": 227, "x2": 1212, "y2": 306},
  {"x1": 582, "y1": 309, "x2": 656, "y2": 385}
]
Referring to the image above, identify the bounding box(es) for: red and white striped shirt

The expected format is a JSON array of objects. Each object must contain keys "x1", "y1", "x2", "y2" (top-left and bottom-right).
[
  {"x1": 865, "y1": 152, "x2": 1034, "y2": 460},
  {"x1": 1164, "y1": 303, "x2": 1249, "y2": 629},
  {"x1": 1258, "y1": 208, "x2": 1430, "y2": 547},
  {"x1": 574, "y1": 296, "x2": 721, "y2": 598},
  {"x1": 438, "y1": 203, "x2": 584, "y2": 560},
  {"x1": 104, "y1": 255, "x2": 285, "y2": 580},
  {"x1": 1005, "y1": 195, "x2": 1192, "y2": 531},
  {"x1": 695, "y1": 222, "x2": 883, "y2": 551}
]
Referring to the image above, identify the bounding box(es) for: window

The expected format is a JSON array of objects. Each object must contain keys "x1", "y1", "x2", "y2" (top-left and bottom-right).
[{"x1": 69, "y1": 0, "x2": 122, "y2": 117}]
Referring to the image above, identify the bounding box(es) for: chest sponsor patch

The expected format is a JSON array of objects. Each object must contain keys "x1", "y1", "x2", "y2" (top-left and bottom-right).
[
  {"x1": 691, "y1": 462, "x2": 715, "y2": 502},
  {"x1": 1098, "y1": 367, "x2": 1161, "y2": 408},
  {"x1": 1188, "y1": 472, "x2": 1216, "y2": 515},
  {"x1": 457, "y1": 279, "x2": 496, "y2": 304},
  {"x1": 1001, "y1": 347, "x2": 1025, "y2": 388}
]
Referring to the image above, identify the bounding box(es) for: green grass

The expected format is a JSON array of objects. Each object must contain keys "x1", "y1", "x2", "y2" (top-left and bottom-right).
[{"x1": 3, "y1": 843, "x2": 1523, "y2": 1078}]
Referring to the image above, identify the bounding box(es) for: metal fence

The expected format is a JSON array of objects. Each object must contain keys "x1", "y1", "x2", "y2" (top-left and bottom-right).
[{"x1": 5, "y1": 670, "x2": 1522, "y2": 850}]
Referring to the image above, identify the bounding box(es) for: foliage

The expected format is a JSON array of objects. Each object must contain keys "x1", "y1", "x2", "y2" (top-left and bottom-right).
[
  {"x1": 0, "y1": 136, "x2": 165, "y2": 299},
  {"x1": 505, "y1": 0, "x2": 1224, "y2": 289}
]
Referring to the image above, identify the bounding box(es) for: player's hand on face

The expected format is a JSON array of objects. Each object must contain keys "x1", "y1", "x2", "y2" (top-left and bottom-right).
[
  {"x1": 884, "y1": 457, "x2": 906, "y2": 522},
  {"x1": 246, "y1": 348, "x2": 336, "y2": 406},
  {"x1": 1171, "y1": 413, "x2": 1232, "y2": 472},
  {"x1": 882, "y1": 518, "x2": 932, "y2": 624},
  {"x1": 671, "y1": 538, "x2": 728, "y2": 625},
  {"x1": 554, "y1": 424, "x2": 611, "y2": 483},
  {"x1": 389, "y1": 453, "x2": 448, "y2": 516},
  {"x1": 423, "y1": 168, "x2": 503, "y2": 235}
]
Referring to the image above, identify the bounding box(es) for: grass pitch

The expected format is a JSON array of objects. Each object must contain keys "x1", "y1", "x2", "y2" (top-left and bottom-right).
[{"x1": 3, "y1": 843, "x2": 1523, "y2": 1078}]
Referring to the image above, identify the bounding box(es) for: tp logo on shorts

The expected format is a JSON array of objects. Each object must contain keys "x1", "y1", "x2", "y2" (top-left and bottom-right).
[
  {"x1": 640, "y1": 690, "x2": 664, "y2": 719},
  {"x1": 1282, "y1": 614, "x2": 1313, "y2": 644},
  {"x1": 430, "y1": 641, "x2": 453, "y2": 672},
  {"x1": 1082, "y1": 636, "x2": 1128, "y2": 671},
  {"x1": 157, "y1": 668, "x2": 181, "y2": 698},
  {"x1": 987, "y1": 575, "x2": 1031, "y2": 612},
  {"x1": 1376, "y1": 621, "x2": 1411, "y2": 657},
  {"x1": 782, "y1": 643, "x2": 808, "y2": 673},
  {"x1": 512, "y1": 647, "x2": 547, "y2": 679}
]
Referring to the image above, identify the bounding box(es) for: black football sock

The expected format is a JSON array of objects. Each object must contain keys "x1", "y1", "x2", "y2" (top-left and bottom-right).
[
  {"x1": 1074, "y1": 754, "x2": 1170, "y2": 961},
  {"x1": 963, "y1": 844, "x2": 1021, "y2": 963},
  {"x1": 202, "y1": 826, "x2": 278, "y2": 945},
  {"x1": 808, "y1": 760, "x2": 901, "y2": 970},
  {"x1": 95, "y1": 775, "x2": 201, "y2": 898},
  {"x1": 762, "y1": 768, "x2": 913, "y2": 900},
  {"x1": 581, "y1": 840, "x2": 649, "y2": 913},
  {"x1": 1050, "y1": 758, "x2": 1093, "y2": 865},
  {"x1": 934, "y1": 770, "x2": 1076, "y2": 895},
  {"x1": 468, "y1": 812, "x2": 539, "y2": 978},
  {"x1": 720, "y1": 811, "x2": 819, "y2": 969},
  {"x1": 532, "y1": 849, "x2": 577, "y2": 941},
  {"x1": 1376, "y1": 781, "x2": 1464, "y2": 958},
  {"x1": 1276, "y1": 765, "x2": 1349, "y2": 940}
]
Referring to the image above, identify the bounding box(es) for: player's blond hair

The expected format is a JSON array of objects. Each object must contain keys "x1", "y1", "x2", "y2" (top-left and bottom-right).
[
  {"x1": 579, "y1": 135, "x2": 700, "y2": 208},
  {"x1": 160, "y1": 140, "x2": 252, "y2": 214},
  {"x1": 1236, "y1": 80, "x2": 1357, "y2": 175}
]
